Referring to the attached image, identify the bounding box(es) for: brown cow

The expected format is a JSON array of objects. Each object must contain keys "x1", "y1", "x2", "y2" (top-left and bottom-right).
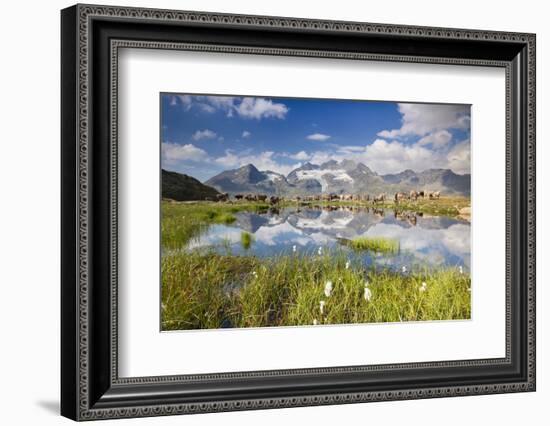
[{"x1": 373, "y1": 193, "x2": 386, "y2": 204}]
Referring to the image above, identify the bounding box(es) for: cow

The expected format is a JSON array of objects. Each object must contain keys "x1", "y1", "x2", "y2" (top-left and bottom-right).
[
  {"x1": 216, "y1": 193, "x2": 229, "y2": 202},
  {"x1": 256, "y1": 194, "x2": 268, "y2": 202},
  {"x1": 234, "y1": 194, "x2": 244, "y2": 201},
  {"x1": 244, "y1": 194, "x2": 256, "y2": 201},
  {"x1": 394, "y1": 192, "x2": 408, "y2": 203},
  {"x1": 373, "y1": 193, "x2": 386, "y2": 204},
  {"x1": 269, "y1": 195, "x2": 280, "y2": 205},
  {"x1": 362, "y1": 194, "x2": 370, "y2": 202},
  {"x1": 418, "y1": 191, "x2": 425, "y2": 198},
  {"x1": 410, "y1": 190, "x2": 418, "y2": 201},
  {"x1": 433, "y1": 191, "x2": 441, "y2": 199}
]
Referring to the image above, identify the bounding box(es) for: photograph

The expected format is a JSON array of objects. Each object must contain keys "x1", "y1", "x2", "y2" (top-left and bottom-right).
[{"x1": 160, "y1": 94, "x2": 472, "y2": 331}]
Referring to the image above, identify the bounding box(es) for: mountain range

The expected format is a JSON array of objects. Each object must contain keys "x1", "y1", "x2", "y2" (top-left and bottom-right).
[{"x1": 204, "y1": 160, "x2": 470, "y2": 197}]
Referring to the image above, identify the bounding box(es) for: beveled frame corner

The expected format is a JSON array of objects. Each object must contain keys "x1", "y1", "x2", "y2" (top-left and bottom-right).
[{"x1": 61, "y1": 3, "x2": 535, "y2": 421}]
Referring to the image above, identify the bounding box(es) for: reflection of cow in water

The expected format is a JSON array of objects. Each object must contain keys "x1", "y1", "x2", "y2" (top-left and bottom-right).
[
  {"x1": 372, "y1": 208, "x2": 385, "y2": 218},
  {"x1": 269, "y1": 196, "x2": 280, "y2": 205},
  {"x1": 394, "y1": 210, "x2": 419, "y2": 226}
]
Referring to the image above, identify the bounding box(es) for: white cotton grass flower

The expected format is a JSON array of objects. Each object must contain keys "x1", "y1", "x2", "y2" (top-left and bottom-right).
[
  {"x1": 292, "y1": 245, "x2": 297, "y2": 253},
  {"x1": 363, "y1": 286, "x2": 372, "y2": 302},
  {"x1": 252, "y1": 271, "x2": 258, "y2": 278},
  {"x1": 319, "y1": 300, "x2": 326, "y2": 314},
  {"x1": 313, "y1": 319, "x2": 318, "y2": 326},
  {"x1": 318, "y1": 246, "x2": 323, "y2": 256},
  {"x1": 345, "y1": 260, "x2": 351, "y2": 270},
  {"x1": 419, "y1": 282, "x2": 427, "y2": 292},
  {"x1": 324, "y1": 280, "x2": 333, "y2": 297},
  {"x1": 459, "y1": 265, "x2": 464, "y2": 274},
  {"x1": 402, "y1": 266, "x2": 408, "y2": 273}
]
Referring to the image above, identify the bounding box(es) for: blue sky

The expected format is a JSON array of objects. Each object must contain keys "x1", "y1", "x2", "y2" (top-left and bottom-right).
[{"x1": 161, "y1": 93, "x2": 471, "y2": 182}]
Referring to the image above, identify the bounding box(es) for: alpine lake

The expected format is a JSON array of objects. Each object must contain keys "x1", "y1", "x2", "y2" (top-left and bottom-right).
[{"x1": 161, "y1": 198, "x2": 472, "y2": 331}]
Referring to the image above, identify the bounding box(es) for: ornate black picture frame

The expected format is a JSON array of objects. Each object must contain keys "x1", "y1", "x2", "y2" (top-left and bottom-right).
[{"x1": 61, "y1": 4, "x2": 536, "y2": 421}]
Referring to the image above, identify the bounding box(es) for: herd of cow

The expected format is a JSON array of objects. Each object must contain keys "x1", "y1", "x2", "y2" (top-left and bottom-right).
[{"x1": 211, "y1": 190, "x2": 441, "y2": 204}]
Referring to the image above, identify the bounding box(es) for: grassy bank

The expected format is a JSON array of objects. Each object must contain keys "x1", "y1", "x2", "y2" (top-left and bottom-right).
[{"x1": 161, "y1": 251, "x2": 470, "y2": 330}]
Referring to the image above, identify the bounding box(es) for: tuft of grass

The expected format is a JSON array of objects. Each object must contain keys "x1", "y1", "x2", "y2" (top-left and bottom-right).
[
  {"x1": 161, "y1": 250, "x2": 470, "y2": 331},
  {"x1": 240, "y1": 231, "x2": 254, "y2": 250},
  {"x1": 348, "y1": 237, "x2": 399, "y2": 254}
]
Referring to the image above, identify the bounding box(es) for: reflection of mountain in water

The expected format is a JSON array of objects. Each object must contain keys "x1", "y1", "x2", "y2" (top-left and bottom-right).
[
  {"x1": 190, "y1": 207, "x2": 471, "y2": 270},
  {"x1": 234, "y1": 213, "x2": 270, "y2": 233}
]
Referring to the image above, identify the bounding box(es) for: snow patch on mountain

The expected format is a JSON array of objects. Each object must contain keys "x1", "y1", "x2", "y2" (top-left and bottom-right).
[
  {"x1": 295, "y1": 169, "x2": 353, "y2": 191},
  {"x1": 263, "y1": 172, "x2": 284, "y2": 182}
]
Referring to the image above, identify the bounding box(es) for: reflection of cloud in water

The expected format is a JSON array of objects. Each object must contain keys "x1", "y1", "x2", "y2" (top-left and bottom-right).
[
  {"x1": 254, "y1": 222, "x2": 303, "y2": 246},
  {"x1": 186, "y1": 225, "x2": 242, "y2": 250},
  {"x1": 364, "y1": 223, "x2": 470, "y2": 268}
]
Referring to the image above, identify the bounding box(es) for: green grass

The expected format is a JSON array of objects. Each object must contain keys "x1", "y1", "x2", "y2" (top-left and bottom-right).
[
  {"x1": 347, "y1": 237, "x2": 399, "y2": 254},
  {"x1": 161, "y1": 251, "x2": 470, "y2": 330},
  {"x1": 240, "y1": 231, "x2": 254, "y2": 250}
]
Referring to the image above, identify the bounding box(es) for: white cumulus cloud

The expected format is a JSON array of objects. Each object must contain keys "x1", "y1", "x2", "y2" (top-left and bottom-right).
[
  {"x1": 192, "y1": 129, "x2": 217, "y2": 141},
  {"x1": 377, "y1": 103, "x2": 470, "y2": 138},
  {"x1": 242, "y1": 130, "x2": 251, "y2": 138},
  {"x1": 417, "y1": 129, "x2": 453, "y2": 148},
  {"x1": 306, "y1": 133, "x2": 331, "y2": 141},
  {"x1": 235, "y1": 97, "x2": 289, "y2": 120},
  {"x1": 170, "y1": 95, "x2": 288, "y2": 120},
  {"x1": 289, "y1": 151, "x2": 311, "y2": 161},
  {"x1": 161, "y1": 142, "x2": 208, "y2": 163},
  {"x1": 446, "y1": 139, "x2": 471, "y2": 174},
  {"x1": 360, "y1": 139, "x2": 436, "y2": 174}
]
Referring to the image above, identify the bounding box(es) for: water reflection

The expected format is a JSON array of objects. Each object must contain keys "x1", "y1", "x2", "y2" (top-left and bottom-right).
[{"x1": 185, "y1": 207, "x2": 471, "y2": 271}]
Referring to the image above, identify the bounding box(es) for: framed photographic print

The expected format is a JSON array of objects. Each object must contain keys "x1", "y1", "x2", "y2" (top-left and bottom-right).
[{"x1": 61, "y1": 4, "x2": 536, "y2": 421}]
